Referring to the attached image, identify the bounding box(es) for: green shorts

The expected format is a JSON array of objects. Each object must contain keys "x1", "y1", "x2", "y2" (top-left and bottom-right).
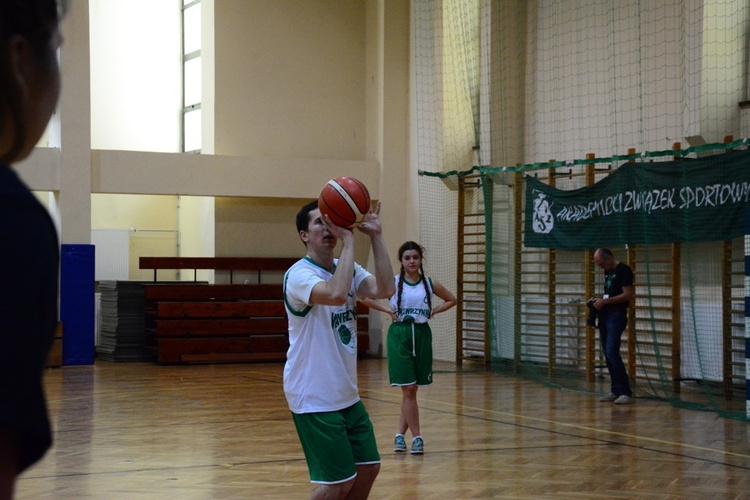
[
  {"x1": 291, "y1": 400, "x2": 380, "y2": 484},
  {"x1": 387, "y1": 321, "x2": 433, "y2": 386}
]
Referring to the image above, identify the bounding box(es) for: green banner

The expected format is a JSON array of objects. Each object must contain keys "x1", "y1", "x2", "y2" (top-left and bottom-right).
[{"x1": 524, "y1": 149, "x2": 750, "y2": 249}]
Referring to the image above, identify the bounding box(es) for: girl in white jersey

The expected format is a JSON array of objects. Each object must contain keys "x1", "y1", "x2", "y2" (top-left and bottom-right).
[{"x1": 361, "y1": 241, "x2": 456, "y2": 455}]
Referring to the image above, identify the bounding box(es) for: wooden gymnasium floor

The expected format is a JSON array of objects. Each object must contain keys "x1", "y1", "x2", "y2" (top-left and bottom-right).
[{"x1": 16, "y1": 358, "x2": 750, "y2": 499}]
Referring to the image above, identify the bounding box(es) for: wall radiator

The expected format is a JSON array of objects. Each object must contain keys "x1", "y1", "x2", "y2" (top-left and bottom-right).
[{"x1": 91, "y1": 228, "x2": 131, "y2": 281}]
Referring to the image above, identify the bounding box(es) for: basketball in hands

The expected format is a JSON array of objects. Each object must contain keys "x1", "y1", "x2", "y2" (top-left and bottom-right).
[{"x1": 318, "y1": 177, "x2": 372, "y2": 228}]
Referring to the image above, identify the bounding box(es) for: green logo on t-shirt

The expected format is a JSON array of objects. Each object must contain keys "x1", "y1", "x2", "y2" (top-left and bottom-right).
[{"x1": 338, "y1": 324, "x2": 352, "y2": 345}]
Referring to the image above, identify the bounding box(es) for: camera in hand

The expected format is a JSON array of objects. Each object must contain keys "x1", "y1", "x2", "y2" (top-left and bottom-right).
[{"x1": 586, "y1": 299, "x2": 598, "y2": 327}]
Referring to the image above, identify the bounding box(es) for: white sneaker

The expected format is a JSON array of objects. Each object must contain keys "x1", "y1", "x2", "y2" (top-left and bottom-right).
[
  {"x1": 614, "y1": 395, "x2": 633, "y2": 404},
  {"x1": 394, "y1": 434, "x2": 407, "y2": 452},
  {"x1": 410, "y1": 437, "x2": 424, "y2": 454}
]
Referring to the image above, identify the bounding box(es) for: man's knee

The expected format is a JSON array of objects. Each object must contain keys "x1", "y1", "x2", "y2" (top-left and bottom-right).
[
  {"x1": 312, "y1": 479, "x2": 354, "y2": 499},
  {"x1": 356, "y1": 462, "x2": 379, "y2": 482}
]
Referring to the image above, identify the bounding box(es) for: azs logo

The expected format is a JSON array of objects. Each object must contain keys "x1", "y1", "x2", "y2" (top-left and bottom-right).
[{"x1": 532, "y1": 193, "x2": 554, "y2": 234}]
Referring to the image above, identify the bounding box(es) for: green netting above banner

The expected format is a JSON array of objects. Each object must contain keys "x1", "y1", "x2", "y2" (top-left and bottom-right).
[{"x1": 524, "y1": 149, "x2": 750, "y2": 249}]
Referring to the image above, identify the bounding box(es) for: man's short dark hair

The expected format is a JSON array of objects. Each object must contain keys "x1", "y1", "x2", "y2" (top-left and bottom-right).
[
  {"x1": 596, "y1": 248, "x2": 614, "y2": 259},
  {"x1": 296, "y1": 200, "x2": 318, "y2": 234},
  {"x1": 0, "y1": 0, "x2": 67, "y2": 162}
]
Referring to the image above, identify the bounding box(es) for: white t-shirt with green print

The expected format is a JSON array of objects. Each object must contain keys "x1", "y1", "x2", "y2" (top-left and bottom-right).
[
  {"x1": 389, "y1": 275, "x2": 433, "y2": 324},
  {"x1": 283, "y1": 256, "x2": 371, "y2": 414}
]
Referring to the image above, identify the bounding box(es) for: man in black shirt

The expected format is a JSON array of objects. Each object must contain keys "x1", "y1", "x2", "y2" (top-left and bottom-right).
[
  {"x1": 0, "y1": 1, "x2": 66, "y2": 497},
  {"x1": 590, "y1": 248, "x2": 634, "y2": 404}
]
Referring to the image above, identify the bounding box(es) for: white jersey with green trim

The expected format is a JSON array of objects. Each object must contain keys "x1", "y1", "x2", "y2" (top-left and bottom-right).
[
  {"x1": 283, "y1": 256, "x2": 371, "y2": 413},
  {"x1": 389, "y1": 275, "x2": 433, "y2": 324}
]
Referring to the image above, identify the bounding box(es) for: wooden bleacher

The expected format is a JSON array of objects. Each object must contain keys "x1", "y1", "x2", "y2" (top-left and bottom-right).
[
  {"x1": 139, "y1": 256, "x2": 299, "y2": 283},
  {"x1": 139, "y1": 257, "x2": 370, "y2": 364}
]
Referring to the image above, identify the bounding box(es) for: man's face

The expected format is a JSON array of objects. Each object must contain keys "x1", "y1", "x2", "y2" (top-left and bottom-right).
[
  {"x1": 300, "y1": 208, "x2": 337, "y2": 250},
  {"x1": 4, "y1": 29, "x2": 62, "y2": 163},
  {"x1": 594, "y1": 252, "x2": 613, "y2": 271}
]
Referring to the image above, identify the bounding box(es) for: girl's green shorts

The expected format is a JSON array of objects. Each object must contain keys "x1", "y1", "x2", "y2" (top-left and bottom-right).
[{"x1": 387, "y1": 321, "x2": 433, "y2": 386}]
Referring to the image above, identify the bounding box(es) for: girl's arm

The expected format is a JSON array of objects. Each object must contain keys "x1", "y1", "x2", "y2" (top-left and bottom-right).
[
  {"x1": 359, "y1": 297, "x2": 397, "y2": 322},
  {"x1": 430, "y1": 279, "x2": 457, "y2": 317}
]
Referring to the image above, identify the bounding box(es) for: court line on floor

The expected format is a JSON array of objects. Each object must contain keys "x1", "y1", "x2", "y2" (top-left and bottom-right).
[
  {"x1": 248, "y1": 366, "x2": 750, "y2": 460},
  {"x1": 364, "y1": 387, "x2": 750, "y2": 461}
]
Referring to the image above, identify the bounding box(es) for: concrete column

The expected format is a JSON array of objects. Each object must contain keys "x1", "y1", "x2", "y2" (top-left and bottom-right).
[
  {"x1": 364, "y1": 0, "x2": 411, "y2": 356},
  {"x1": 58, "y1": 1, "x2": 92, "y2": 244}
]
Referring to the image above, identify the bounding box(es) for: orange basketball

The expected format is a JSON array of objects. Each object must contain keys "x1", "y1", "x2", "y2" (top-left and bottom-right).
[{"x1": 318, "y1": 177, "x2": 372, "y2": 228}]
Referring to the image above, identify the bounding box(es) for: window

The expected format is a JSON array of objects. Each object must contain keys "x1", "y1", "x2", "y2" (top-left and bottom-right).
[{"x1": 183, "y1": 0, "x2": 201, "y2": 152}]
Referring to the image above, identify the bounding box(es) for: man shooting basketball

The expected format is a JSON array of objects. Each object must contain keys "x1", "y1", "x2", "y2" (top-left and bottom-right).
[{"x1": 283, "y1": 199, "x2": 394, "y2": 499}]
